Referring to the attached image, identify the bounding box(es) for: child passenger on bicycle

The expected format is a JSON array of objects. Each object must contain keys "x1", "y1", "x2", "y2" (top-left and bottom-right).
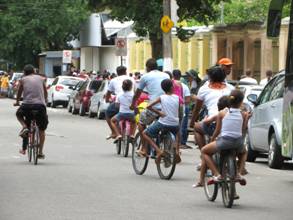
[
  {"x1": 140, "y1": 79, "x2": 180, "y2": 164},
  {"x1": 111, "y1": 79, "x2": 136, "y2": 142},
  {"x1": 201, "y1": 90, "x2": 250, "y2": 183}
]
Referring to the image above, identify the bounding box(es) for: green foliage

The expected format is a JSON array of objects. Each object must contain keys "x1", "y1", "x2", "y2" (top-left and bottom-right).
[{"x1": 0, "y1": 0, "x2": 90, "y2": 69}]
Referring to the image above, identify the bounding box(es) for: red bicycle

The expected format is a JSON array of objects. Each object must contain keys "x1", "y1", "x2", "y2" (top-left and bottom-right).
[{"x1": 116, "y1": 119, "x2": 132, "y2": 157}]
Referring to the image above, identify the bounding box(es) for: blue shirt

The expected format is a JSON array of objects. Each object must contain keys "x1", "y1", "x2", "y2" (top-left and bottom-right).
[{"x1": 138, "y1": 70, "x2": 170, "y2": 104}]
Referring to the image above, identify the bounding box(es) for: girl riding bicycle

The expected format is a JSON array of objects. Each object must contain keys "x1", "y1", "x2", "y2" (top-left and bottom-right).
[
  {"x1": 111, "y1": 79, "x2": 136, "y2": 142},
  {"x1": 200, "y1": 90, "x2": 250, "y2": 183}
]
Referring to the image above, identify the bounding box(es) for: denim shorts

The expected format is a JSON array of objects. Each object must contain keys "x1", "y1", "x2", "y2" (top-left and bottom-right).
[
  {"x1": 115, "y1": 112, "x2": 135, "y2": 121},
  {"x1": 145, "y1": 121, "x2": 179, "y2": 138},
  {"x1": 200, "y1": 121, "x2": 216, "y2": 136},
  {"x1": 105, "y1": 102, "x2": 119, "y2": 118},
  {"x1": 216, "y1": 136, "x2": 245, "y2": 153}
]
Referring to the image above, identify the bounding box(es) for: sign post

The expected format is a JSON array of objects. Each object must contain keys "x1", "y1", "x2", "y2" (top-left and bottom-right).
[
  {"x1": 62, "y1": 50, "x2": 72, "y2": 64},
  {"x1": 115, "y1": 38, "x2": 127, "y2": 65}
]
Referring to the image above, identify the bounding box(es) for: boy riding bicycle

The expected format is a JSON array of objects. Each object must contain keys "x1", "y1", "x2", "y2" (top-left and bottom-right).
[{"x1": 139, "y1": 79, "x2": 181, "y2": 164}]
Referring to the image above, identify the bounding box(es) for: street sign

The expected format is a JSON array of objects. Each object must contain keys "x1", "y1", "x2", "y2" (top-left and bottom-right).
[
  {"x1": 62, "y1": 50, "x2": 72, "y2": 64},
  {"x1": 115, "y1": 38, "x2": 127, "y2": 56},
  {"x1": 160, "y1": 15, "x2": 174, "y2": 33}
]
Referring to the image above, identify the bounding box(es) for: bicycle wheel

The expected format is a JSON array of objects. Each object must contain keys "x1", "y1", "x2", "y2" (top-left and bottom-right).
[
  {"x1": 116, "y1": 139, "x2": 121, "y2": 155},
  {"x1": 27, "y1": 144, "x2": 32, "y2": 162},
  {"x1": 121, "y1": 134, "x2": 129, "y2": 157},
  {"x1": 123, "y1": 136, "x2": 131, "y2": 157},
  {"x1": 156, "y1": 132, "x2": 176, "y2": 180},
  {"x1": 132, "y1": 133, "x2": 148, "y2": 175},
  {"x1": 221, "y1": 155, "x2": 236, "y2": 208},
  {"x1": 33, "y1": 126, "x2": 40, "y2": 165},
  {"x1": 204, "y1": 169, "x2": 218, "y2": 201}
]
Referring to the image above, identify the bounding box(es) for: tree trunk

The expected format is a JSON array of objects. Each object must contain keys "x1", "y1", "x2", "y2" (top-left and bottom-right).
[{"x1": 149, "y1": 34, "x2": 163, "y2": 59}]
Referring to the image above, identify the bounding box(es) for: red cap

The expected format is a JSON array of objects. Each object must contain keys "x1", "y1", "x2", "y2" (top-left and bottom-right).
[{"x1": 218, "y1": 58, "x2": 233, "y2": 66}]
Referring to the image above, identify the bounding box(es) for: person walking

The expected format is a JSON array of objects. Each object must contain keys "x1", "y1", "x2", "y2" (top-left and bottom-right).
[
  {"x1": 0, "y1": 72, "x2": 10, "y2": 98},
  {"x1": 240, "y1": 69, "x2": 258, "y2": 84},
  {"x1": 260, "y1": 70, "x2": 273, "y2": 86}
]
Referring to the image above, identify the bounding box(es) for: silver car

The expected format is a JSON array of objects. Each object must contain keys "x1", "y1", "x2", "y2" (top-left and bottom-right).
[
  {"x1": 246, "y1": 71, "x2": 285, "y2": 168},
  {"x1": 88, "y1": 80, "x2": 110, "y2": 119}
]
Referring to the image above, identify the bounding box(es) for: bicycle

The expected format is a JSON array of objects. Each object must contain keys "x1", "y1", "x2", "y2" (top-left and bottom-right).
[
  {"x1": 131, "y1": 128, "x2": 177, "y2": 180},
  {"x1": 116, "y1": 119, "x2": 133, "y2": 157},
  {"x1": 27, "y1": 110, "x2": 41, "y2": 165},
  {"x1": 203, "y1": 149, "x2": 242, "y2": 208}
]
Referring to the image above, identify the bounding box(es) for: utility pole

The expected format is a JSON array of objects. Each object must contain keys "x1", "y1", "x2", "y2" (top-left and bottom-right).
[{"x1": 163, "y1": 0, "x2": 173, "y2": 72}]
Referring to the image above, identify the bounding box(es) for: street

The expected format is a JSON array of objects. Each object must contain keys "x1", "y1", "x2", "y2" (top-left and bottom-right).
[{"x1": 0, "y1": 98, "x2": 293, "y2": 220}]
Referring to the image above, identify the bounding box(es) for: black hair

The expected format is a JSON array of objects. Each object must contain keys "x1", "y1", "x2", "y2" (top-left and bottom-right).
[
  {"x1": 23, "y1": 64, "x2": 35, "y2": 76},
  {"x1": 229, "y1": 89, "x2": 244, "y2": 108},
  {"x1": 122, "y1": 79, "x2": 133, "y2": 92},
  {"x1": 217, "y1": 95, "x2": 230, "y2": 111},
  {"x1": 208, "y1": 66, "x2": 226, "y2": 83},
  {"x1": 146, "y1": 58, "x2": 158, "y2": 71},
  {"x1": 161, "y1": 79, "x2": 173, "y2": 93},
  {"x1": 164, "y1": 71, "x2": 172, "y2": 79},
  {"x1": 116, "y1": 66, "x2": 127, "y2": 76},
  {"x1": 172, "y1": 69, "x2": 181, "y2": 80}
]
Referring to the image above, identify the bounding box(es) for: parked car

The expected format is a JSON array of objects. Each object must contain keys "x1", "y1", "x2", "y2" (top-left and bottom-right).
[
  {"x1": 46, "y1": 78, "x2": 55, "y2": 90},
  {"x1": 8, "y1": 72, "x2": 23, "y2": 99},
  {"x1": 47, "y1": 76, "x2": 84, "y2": 108},
  {"x1": 88, "y1": 80, "x2": 110, "y2": 119},
  {"x1": 238, "y1": 84, "x2": 264, "y2": 111},
  {"x1": 69, "y1": 79, "x2": 103, "y2": 116},
  {"x1": 246, "y1": 71, "x2": 285, "y2": 169}
]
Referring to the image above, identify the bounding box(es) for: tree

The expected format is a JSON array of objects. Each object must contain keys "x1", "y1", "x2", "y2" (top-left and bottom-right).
[
  {"x1": 0, "y1": 0, "x2": 90, "y2": 69},
  {"x1": 89, "y1": 0, "x2": 229, "y2": 59}
]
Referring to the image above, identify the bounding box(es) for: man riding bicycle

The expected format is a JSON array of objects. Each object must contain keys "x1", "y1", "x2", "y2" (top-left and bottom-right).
[{"x1": 14, "y1": 64, "x2": 48, "y2": 159}]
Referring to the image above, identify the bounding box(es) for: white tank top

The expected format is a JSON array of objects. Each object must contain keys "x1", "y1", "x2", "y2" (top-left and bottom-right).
[
  {"x1": 158, "y1": 94, "x2": 179, "y2": 126},
  {"x1": 220, "y1": 108, "x2": 243, "y2": 138}
]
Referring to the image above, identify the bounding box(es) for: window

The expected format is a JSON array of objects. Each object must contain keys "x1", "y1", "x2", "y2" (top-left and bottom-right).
[
  {"x1": 257, "y1": 77, "x2": 277, "y2": 105},
  {"x1": 269, "y1": 75, "x2": 285, "y2": 101}
]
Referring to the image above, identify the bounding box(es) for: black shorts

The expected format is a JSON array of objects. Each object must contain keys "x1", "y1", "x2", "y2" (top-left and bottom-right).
[{"x1": 16, "y1": 104, "x2": 49, "y2": 131}]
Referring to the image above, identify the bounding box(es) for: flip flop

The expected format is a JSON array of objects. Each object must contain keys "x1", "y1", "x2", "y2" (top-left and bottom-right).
[
  {"x1": 106, "y1": 135, "x2": 116, "y2": 140},
  {"x1": 192, "y1": 182, "x2": 204, "y2": 188},
  {"x1": 136, "y1": 150, "x2": 147, "y2": 157}
]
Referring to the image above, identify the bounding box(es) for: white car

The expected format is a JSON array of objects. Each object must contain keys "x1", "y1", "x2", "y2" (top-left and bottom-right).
[
  {"x1": 47, "y1": 76, "x2": 84, "y2": 108},
  {"x1": 88, "y1": 80, "x2": 110, "y2": 119},
  {"x1": 238, "y1": 85, "x2": 264, "y2": 111}
]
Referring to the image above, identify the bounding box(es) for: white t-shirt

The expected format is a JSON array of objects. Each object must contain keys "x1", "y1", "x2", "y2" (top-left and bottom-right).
[
  {"x1": 260, "y1": 78, "x2": 270, "y2": 86},
  {"x1": 158, "y1": 94, "x2": 179, "y2": 126},
  {"x1": 107, "y1": 75, "x2": 134, "y2": 96},
  {"x1": 117, "y1": 91, "x2": 134, "y2": 113},
  {"x1": 182, "y1": 83, "x2": 191, "y2": 104},
  {"x1": 240, "y1": 77, "x2": 258, "y2": 84},
  {"x1": 197, "y1": 82, "x2": 233, "y2": 117}
]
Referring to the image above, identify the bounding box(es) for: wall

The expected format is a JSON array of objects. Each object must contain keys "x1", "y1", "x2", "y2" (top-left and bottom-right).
[
  {"x1": 80, "y1": 47, "x2": 100, "y2": 72},
  {"x1": 99, "y1": 47, "x2": 121, "y2": 73}
]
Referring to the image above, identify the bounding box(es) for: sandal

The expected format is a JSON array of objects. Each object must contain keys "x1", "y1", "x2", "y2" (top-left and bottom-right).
[
  {"x1": 113, "y1": 136, "x2": 122, "y2": 144},
  {"x1": 37, "y1": 154, "x2": 45, "y2": 159},
  {"x1": 19, "y1": 128, "x2": 29, "y2": 138},
  {"x1": 192, "y1": 182, "x2": 204, "y2": 188},
  {"x1": 175, "y1": 154, "x2": 181, "y2": 164},
  {"x1": 136, "y1": 150, "x2": 147, "y2": 157},
  {"x1": 106, "y1": 134, "x2": 116, "y2": 140},
  {"x1": 19, "y1": 149, "x2": 26, "y2": 155},
  {"x1": 207, "y1": 175, "x2": 223, "y2": 185},
  {"x1": 235, "y1": 175, "x2": 247, "y2": 186}
]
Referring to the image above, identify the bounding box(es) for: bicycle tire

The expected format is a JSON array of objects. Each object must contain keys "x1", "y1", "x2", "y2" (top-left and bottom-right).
[
  {"x1": 132, "y1": 133, "x2": 148, "y2": 175},
  {"x1": 123, "y1": 136, "x2": 130, "y2": 157},
  {"x1": 27, "y1": 144, "x2": 32, "y2": 162},
  {"x1": 221, "y1": 154, "x2": 236, "y2": 208},
  {"x1": 116, "y1": 139, "x2": 121, "y2": 155},
  {"x1": 204, "y1": 169, "x2": 218, "y2": 201},
  {"x1": 156, "y1": 132, "x2": 176, "y2": 180},
  {"x1": 33, "y1": 126, "x2": 40, "y2": 165}
]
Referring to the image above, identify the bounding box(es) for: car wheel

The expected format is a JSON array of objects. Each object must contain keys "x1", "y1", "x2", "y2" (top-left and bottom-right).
[
  {"x1": 72, "y1": 102, "x2": 78, "y2": 115},
  {"x1": 68, "y1": 101, "x2": 72, "y2": 113},
  {"x1": 97, "y1": 103, "x2": 105, "y2": 119},
  {"x1": 51, "y1": 96, "x2": 57, "y2": 108},
  {"x1": 79, "y1": 103, "x2": 86, "y2": 116},
  {"x1": 245, "y1": 133, "x2": 258, "y2": 162},
  {"x1": 63, "y1": 102, "x2": 68, "y2": 108},
  {"x1": 268, "y1": 133, "x2": 284, "y2": 169}
]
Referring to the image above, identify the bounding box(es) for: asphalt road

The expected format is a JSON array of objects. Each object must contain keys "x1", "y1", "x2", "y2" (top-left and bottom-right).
[{"x1": 0, "y1": 98, "x2": 293, "y2": 220}]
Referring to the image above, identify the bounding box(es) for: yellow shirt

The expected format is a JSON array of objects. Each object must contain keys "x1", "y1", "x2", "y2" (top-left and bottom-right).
[{"x1": 0, "y1": 76, "x2": 9, "y2": 89}]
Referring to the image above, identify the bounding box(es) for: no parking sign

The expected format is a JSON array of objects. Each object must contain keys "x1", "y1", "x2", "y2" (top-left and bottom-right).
[
  {"x1": 115, "y1": 38, "x2": 127, "y2": 56},
  {"x1": 62, "y1": 50, "x2": 72, "y2": 64}
]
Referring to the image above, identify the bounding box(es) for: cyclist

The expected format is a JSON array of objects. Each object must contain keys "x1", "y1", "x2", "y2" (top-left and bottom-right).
[
  {"x1": 141, "y1": 79, "x2": 180, "y2": 164},
  {"x1": 110, "y1": 79, "x2": 136, "y2": 142},
  {"x1": 201, "y1": 90, "x2": 250, "y2": 183},
  {"x1": 130, "y1": 59, "x2": 170, "y2": 157},
  {"x1": 14, "y1": 64, "x2": 48, "y2": 159},
  {"x1": 105, "y1": 66, "x2": 134, "y2": 140}
]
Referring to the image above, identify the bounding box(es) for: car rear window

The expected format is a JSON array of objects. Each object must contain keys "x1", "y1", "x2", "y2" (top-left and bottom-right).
[
  {"x1": 89, "y1": 80, "x2": 102, "y2": 90},
  {"x1": 59, "y1": 78, "x2": 81, "y2": 86}
]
